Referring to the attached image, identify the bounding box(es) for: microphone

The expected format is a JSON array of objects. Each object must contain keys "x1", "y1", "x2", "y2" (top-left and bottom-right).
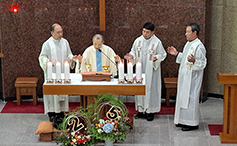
[{"x1": 98, "y1": 49, "x2": 118, "y2": 78}]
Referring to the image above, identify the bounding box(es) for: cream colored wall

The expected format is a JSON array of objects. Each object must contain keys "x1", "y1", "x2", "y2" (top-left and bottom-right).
[{"x1": 207, "y1": 0, "x2": 237, "y2": 94}]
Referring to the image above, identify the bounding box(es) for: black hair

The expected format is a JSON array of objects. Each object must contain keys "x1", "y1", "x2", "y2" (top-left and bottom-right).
[
  {"x1": 143, "y1": 22, "x2": 155, "y2": 31},
  {"x1": 189, "y1": 23, "x2": 200, "y2": 36}
]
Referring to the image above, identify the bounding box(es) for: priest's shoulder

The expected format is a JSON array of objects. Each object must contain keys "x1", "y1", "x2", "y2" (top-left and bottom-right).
[
  {"x1": 84, "y1": 45, "x2": 94, "y2": 52},
  {"x1": 134, "y1": 35, "x2": 143, "y2": 42},
  {"x1": 102, "y1": 44, "x2": 113, "y2": 50},
  {"x1": 153, "y1": 35, "x2": 162, "y2": 42},
  {"x1": 60, "y1": 37, "x2": 69, "y2": 43}
]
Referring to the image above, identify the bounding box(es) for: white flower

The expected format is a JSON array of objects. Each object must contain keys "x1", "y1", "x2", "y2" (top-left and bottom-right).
[
  {"x1": 86, "y1": 135, "x2": 91, "y2": 139},
  {"x1": 72, "y1": 139, "x2": 76, "y2": 142},
  {"x1": 99, "y1": 119, "x2": 105, "y2": 124},
  {"x1": 71, "y1": 132, "x2": 75, "y2": 136},
  {"x1": 117, "y1": 116, "x2": 121, "y2": 120},
  {"x1": 78, "y1": 135, "x2": 81, "y2": 139},
  {"x1": 98, "y1": 129, "x2": 103, "y2": 133}
]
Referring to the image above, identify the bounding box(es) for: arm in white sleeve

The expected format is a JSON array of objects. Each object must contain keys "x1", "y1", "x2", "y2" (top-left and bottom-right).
[
  {"x1": 153, "y1": 41, "x2": 167, "y2": 70},
  {"x1": 192, "y1": 44, "x2": 207, "y2": 70},
  {"x1": 38, "y1": 43, "x2": 50, "y2": 72}
]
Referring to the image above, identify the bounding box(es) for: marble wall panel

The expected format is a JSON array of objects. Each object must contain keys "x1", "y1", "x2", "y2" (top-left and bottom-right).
[{"x1": 0, "y1": 0, "x2": 207, "y2": 98}]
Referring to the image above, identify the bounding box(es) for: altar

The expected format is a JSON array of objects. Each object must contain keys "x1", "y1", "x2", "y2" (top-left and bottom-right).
[{"x1": 43, "y1": 73, "x2": 145, "y2": 107}]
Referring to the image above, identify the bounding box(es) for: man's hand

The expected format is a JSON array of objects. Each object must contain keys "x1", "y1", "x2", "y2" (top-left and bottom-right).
[
  {"x1": 114, "y1": 54, "x2": 120, "y2": 62},
  {"x1": 124, "y1": 53, "x2": 133, "y2": 60},
  {"x1": 153, "y1": 56, "x2": 157, "y2": 62},
  {"x1": 77, "y1": 54, "x2": 83, "y2": 63},
  {"x1": 72, "y1": 55, "x2": 78, "y2": 62},
  {"x1": 187, "y1": 54, "x2": 195, "y2": 63},
  {"x1": 167, "y1": 46, "x2": 178, "y2": 56}
]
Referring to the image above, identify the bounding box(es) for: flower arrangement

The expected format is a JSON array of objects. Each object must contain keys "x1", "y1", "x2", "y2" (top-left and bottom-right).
[
  {"x1": 90, "y1": 116, "x2": 130, "y2": 142},
  {"x1": 54, "y1": 94, "x2": 131, "y2": 145},
  {"x1": 54, "y1": 113, "x2": 96, "y2": 146},
  {"x1": 60, "y1": 130, "x2": 92, "y2": 146},
  {"x1": 87, "y1": 94, "x2": 131, "y2": 142}
]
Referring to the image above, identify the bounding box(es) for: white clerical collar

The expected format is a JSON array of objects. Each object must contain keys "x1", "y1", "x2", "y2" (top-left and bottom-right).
[
  {"x1": 52, "y1": 36, "x2": 61, "y2": 42},
  {"x1": 189, "y1": 38, "x2": 198, "y2": 43},
  {"x1": 142, "y1": 34, "x2": 154, "y2": 42}
]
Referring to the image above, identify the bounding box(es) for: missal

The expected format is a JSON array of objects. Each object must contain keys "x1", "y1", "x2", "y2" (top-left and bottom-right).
[{"x1": 82, "y1": 71, "x2": 111, "y2": 81}]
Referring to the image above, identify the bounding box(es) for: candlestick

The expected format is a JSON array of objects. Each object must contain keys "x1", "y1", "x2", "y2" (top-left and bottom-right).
[
  {"x1": 127, "y1": 59, "x2": 133, "y2": 81},
  {"x1": 64, "y1": 60, "x2": 70, "y2": 80},
  {"x1": 136, "y1": 59, "x2": 142, "y2": 80},
  {"x1": 118, "y1": 59, "x2": 124, "y2": 81},
  {"x1": 47, "y1": 60, "x2": 52, "y2": 79},
  {"x1": 56, "y1": 60, "x2": 61, "y2": 80}
]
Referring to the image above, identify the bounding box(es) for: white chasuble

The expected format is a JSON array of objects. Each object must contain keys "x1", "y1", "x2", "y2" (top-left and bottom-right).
[
  {"x1": 80, "y1": 44, "x2": 117, "y2": 74},
  {"x1": 174, "y1": 38, "x2": 207, "y2": 126},
  {"x1": 130, "y1": 35, "x2": 167, "y2": 113}
]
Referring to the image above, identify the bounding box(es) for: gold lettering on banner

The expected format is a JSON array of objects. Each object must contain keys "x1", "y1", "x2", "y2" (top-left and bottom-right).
[{"x1": 99, "y1": 0, "x2": 105, "y2": 31}]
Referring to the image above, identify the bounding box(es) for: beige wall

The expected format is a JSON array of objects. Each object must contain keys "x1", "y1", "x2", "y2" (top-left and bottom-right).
[{"x1": 206, "y1": 0, "x2": 237, "y2": 94}]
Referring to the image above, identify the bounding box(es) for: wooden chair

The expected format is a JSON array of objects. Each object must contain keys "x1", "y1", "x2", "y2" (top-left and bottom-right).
[{"x1": 164, "y1": 78, "x2": 178, "y2": 107}]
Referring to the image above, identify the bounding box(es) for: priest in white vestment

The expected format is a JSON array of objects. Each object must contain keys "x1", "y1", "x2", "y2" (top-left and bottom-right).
[
  {"x1": 38, "y1": 23, "x2": 77, "y2": 121},
  {"x1": 167, "y1": 23, "x2": 207, "y2": 131},
  {"x1": 124, "y1": 22, "x2": 167, "y2": 121},
  {"x1": 76, "y1": 34, "x2": 118, "y2": 74}
]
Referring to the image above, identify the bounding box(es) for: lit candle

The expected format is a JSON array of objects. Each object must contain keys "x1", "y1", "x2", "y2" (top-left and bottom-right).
[
  {"x1": 64, "y1": 60, "x2": 70, "y2": 79},
  {"x1": 127, "y1": 60, "x2": 133, "y2": 80},
  {"x1": 47, "y1": 60, "x2": 52, "y2": 79},
  {"x1": 118, "y1": 60, "x2": 124, "y2": 80},
  {"x1": 56, "y1": 61, "x2": 61, "y2": 79},
  {"x1": 136, "y1": 61, "x2": 142, "y2": 80}
]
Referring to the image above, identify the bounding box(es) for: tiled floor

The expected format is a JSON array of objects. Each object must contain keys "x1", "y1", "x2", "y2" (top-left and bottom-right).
[{"x1": 0, "y1": 97, "x2": 236, "y2": 146}]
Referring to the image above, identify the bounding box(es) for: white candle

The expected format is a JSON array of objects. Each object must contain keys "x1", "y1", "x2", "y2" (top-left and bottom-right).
[
  {"x1": 136, "y1": 61, "x2": 142, "y2": 80},
  {"x1": 47, "y1": 61, "x2": 52, "y2": 79},
  {"x1": 64, "y1": 61, "x2": 70, "y2": 79},
  {"x1": 56, "y1": 61, "x2": 61, "y2": 79},
  {"x1": 127, "y1": 62, "x2": 133, "y2": 79},
  {"x1": 118, "y1": 61, "x2": 124, "y2": 80}
]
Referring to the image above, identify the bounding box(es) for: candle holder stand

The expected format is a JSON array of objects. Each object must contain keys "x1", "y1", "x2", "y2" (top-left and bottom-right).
[
  {"x1": 118, "y1": 79, "x2": 125, "y2": 84},
  {"x1": 55, "y1": 79, "x2": 62, "y2": 83},
  {"x1": 135, "y1": 78, "x2": 143, "y2": 84},
  {"x1": 46, "y1": 78, "x2": 54, "y2": 83},
  {"x1": 127, "y1": 79, "x2": 134, "y2": 84},
  {"x1": 63, "y1": 79, "x2": 71, "y2": 83}
]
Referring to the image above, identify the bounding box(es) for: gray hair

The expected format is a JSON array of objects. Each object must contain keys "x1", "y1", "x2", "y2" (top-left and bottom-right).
[
  {"x1": 50, "y1": 23, "x2": 61, "y2": 31},
  {"x1": 92, "y1": 34, "x2": 104, "y2": 42}
]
